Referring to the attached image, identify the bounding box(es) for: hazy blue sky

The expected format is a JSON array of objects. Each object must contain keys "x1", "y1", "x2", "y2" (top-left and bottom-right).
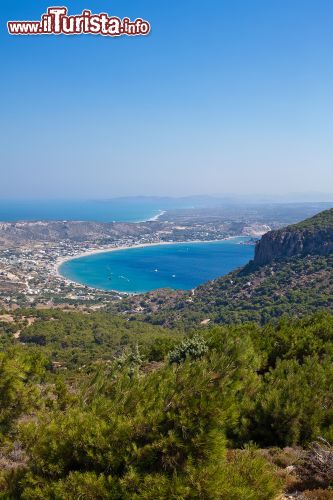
[{"x1": 0, "y1": 0, "x2": 332, "y2": 199}]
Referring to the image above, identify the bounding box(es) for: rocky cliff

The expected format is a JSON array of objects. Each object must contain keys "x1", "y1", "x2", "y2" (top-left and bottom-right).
[{"x1": 253, "y1": 208, "x2": 333, "y2": 266}]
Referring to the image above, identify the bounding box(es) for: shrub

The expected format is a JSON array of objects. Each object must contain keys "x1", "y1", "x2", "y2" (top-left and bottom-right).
[{"x1": 168, "y1": 335, "x2": 208, "y2": 364}]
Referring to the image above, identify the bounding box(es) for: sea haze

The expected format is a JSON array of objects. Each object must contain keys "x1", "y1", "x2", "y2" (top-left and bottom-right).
[
  {"x1": 1, "y1": 198, "x2": 331, "y2": 223},
  {"x1": 0, "y1": 199, "x2": 167, "y2": 223},
  {"x1": 59, "y1": 238, "x2": 254, "y2": 293},
  {"x1": 0, "y1": 197, "x2": 216, "y2": 223}
]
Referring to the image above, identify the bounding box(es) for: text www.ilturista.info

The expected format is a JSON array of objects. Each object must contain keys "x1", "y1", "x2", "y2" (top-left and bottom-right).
[{"x1": 7, "y1": 7, "x2": 151, "y2": 37}]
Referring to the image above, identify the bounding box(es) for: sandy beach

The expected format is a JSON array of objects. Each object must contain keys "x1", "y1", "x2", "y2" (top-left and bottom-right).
[{"x1": 146, "y1": 210, "x2": 166, "y2": 222}]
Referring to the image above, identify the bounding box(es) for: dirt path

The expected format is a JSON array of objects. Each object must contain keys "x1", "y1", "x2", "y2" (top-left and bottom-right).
[{"x1": 12, "y1": 317, "x2": 36, "y2": 339}]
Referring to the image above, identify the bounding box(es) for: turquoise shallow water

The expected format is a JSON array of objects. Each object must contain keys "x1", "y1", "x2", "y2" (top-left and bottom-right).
[{"x1": 59, "y1": 238, "x2": 254, "y2": 293}]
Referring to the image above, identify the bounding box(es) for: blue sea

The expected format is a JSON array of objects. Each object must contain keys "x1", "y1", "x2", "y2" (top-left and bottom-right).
[
  {"x1": 59, "y1": 238, "x2": 254, "y2": 293},
  {"x1": 0, "y1": 199, "x2": 169, "y2": 223}
]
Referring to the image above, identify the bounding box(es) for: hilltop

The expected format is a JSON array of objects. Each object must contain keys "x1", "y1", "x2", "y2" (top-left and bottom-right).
[{"x1": 253, "y1": 208, "x2": 333, "y2": 266}]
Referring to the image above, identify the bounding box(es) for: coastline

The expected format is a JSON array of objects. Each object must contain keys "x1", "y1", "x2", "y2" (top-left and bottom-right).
[
  {"x1": 133, "y1": 209, "x2": 166, "y2": 224},
  {"x1": 55, "y1": 236, "x2": 247, "y2": 284},
  {"x1": 144, "y1": 209, "x2": 166, "y2": 222},
  {"x1": 56, "y1": 241, "x2": 182, "y2": 276}
]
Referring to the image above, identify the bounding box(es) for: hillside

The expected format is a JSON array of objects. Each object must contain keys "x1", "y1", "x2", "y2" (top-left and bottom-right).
[
  {"x1": 111, "y1": 209, "x2": 333, "y2": 327},
  {"x1": 0, "y1": 210, "x2": 332, "y2": 498},
  {"x1": 0, "y1": 220, "x2": 153, "y2": 244},
  {"x1": 254, "y1": 208, "x2": 333, "y2": 266},
  {"x1": 0, "y1": 309, "x2": 333, "y2": 498}
]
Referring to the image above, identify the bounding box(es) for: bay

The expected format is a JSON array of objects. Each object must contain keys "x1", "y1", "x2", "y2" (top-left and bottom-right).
[{"x1": 59, "y1": 238, "x2": 254, "y2": 293}]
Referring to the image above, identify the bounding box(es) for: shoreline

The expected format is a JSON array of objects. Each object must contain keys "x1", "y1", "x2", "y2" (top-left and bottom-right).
[
  {"x1": 133, "y1": 209, "x2": 166, "y2": 224},
  {"x1": 143, "y1": 209, "x2": 166, "y2": 222},
  {"x1": 55, "y1": 236, "x2": 248, "y2": 294}
]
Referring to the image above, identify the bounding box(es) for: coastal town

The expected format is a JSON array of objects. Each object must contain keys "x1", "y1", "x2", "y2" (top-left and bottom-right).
[
  {"x1": 0, "y1": 202, "x2": 328, "y2": 309},
  {"x1": 0, "y1": 208, "x2": 274, "y2": 309}
]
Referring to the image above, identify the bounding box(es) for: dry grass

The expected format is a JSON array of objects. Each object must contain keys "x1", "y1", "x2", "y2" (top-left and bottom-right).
[{"x1": 297, "y1": 439, "x2": 333, "y2": 490}]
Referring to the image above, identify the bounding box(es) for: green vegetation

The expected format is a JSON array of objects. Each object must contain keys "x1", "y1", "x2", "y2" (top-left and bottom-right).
[
  {"x1": 0, "y1": 310, "x2": 332, "y2": 498},
  {"x1": 18, "y1": 310, "x2": 182, "y2": 370},
  {"x1": 0, "y1": 209, "x2": 332, "y2": 497},
  {"x1": 283, "y1": 207, "x2": 333, "y2": 232},
  {"x1": 112, "y1": 253, "x2": 332, "y2": 328}
]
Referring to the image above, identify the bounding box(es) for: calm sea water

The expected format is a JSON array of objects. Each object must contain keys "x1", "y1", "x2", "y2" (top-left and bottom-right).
[
  {"x1": 0, "y1": 199, "x2": 168, "y2": 223},
  {"x1": 59, "y1": 238, "x2": 254, "y2": 293}
]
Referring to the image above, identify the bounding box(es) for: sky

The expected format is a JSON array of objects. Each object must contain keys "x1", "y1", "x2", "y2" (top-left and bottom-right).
[{"x1": 0, "y1": 0, "x2": 332, "y2": 200}]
